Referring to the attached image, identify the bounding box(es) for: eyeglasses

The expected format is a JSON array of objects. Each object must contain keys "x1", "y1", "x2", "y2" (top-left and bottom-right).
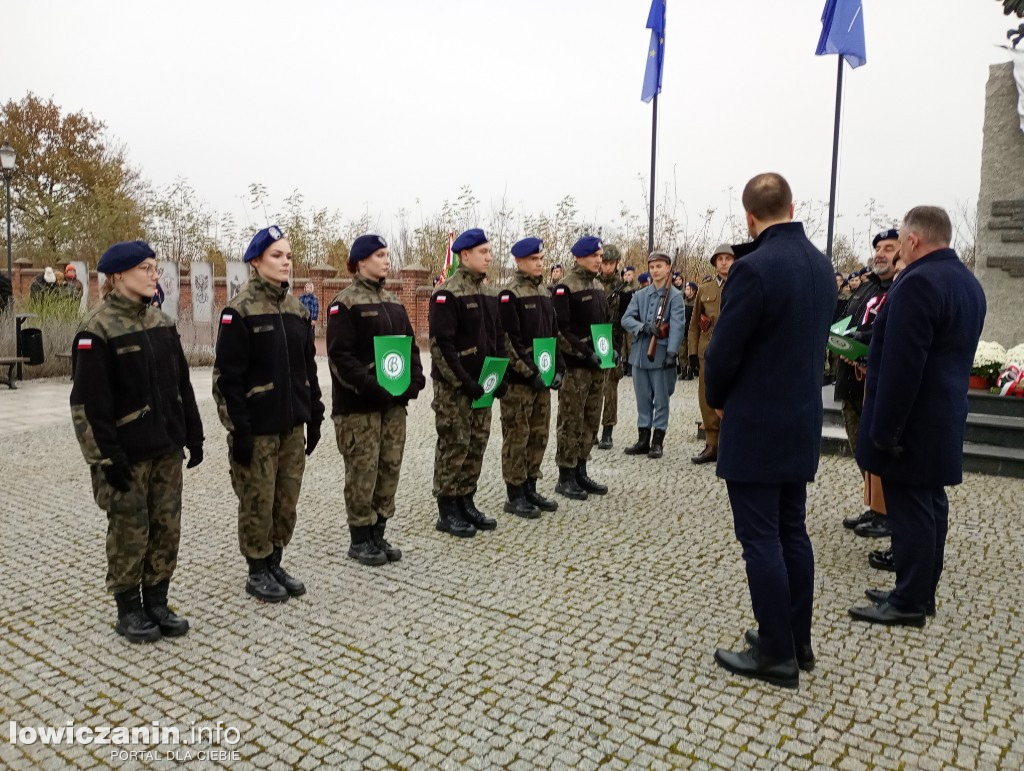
[{"x1": 135, "y1": 263, "x2": 159, "y2": 276}]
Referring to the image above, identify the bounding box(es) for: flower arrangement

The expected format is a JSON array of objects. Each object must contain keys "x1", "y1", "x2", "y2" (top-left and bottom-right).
[
  {"x1": 972, "y1": 341, "x2": 1007, "y2": 381},
  {"x1": 997, "y1": 343, "x2": 1024, "y2": 397}
]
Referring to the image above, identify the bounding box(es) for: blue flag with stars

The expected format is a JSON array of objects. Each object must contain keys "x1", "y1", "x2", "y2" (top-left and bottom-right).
[
  {"x1": 815, "y1": 0, "x2": 866, "y2": 69},
  {"x1": 641, "y1": 0, "x2": 666, "y2": 103}
]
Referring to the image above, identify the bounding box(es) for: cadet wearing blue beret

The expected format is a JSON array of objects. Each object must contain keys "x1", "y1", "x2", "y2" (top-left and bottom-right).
[
  {"x1": 348, "y1": 234, "x2": 388, "y2": 273},
  {"x1": 243, "y1": 225, "x2": 286, "y2": 263},
  {"x1": 570, "y1": 236, "x2": 603, "y2": 258},
  {"x1": 97, "y1": 240, "x2": 157, "y2": 275},
  {"x1": 452, "y1": 228, "x2": 489, "y2": 255},
  {"x1": 510, "y1": 237, "x2": 543, "y2": 259}
]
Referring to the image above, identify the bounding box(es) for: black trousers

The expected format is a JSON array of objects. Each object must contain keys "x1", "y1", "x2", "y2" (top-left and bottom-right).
[
  {"x1": 881, "y1": 480, "x2": 948, "y2": 614},
  {"x1": 726, "y1": 481, "x2": 815, "y2": 661}
]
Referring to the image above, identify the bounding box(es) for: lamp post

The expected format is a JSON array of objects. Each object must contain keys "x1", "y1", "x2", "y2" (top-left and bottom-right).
[{"x1": 0, "y1": 141, "x2": 16, "y2": 279}]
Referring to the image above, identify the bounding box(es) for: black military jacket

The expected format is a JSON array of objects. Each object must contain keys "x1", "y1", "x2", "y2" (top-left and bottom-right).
[
  {"x1": 70, "y1": 291, "x2": 203, "y2": 465},
  {"x1": 552, "y1": 264, "x2": 610, "y2": 371},
  {"x1": 213, "y1": 274, "x2": 324, "y2": 437},
  {"x1": 325, "y1": 275, "x2": 425, "y2": 415},
  {"x1": 428, "y1": 265, "x2": 503, "y2": 387},
  {"x1": 498, "y1": 270, "x2": 564, "y2": 386},
  {"x1": 834, "y1": 272, "x2": 892, "y2": 403}
]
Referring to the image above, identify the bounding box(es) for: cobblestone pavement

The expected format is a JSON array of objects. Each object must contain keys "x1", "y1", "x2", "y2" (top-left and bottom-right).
[{"x1": 1, "y1": 359, "x2": 1022, "y2": 770}]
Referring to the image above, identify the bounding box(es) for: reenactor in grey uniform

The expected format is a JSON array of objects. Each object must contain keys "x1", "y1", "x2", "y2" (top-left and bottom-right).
[
  {"x1": 688, "y1": 244, "x2": 734, "y2": 464},
  {"x1": 498, "y1": 237, "x2": 564, "y2": 518},
  {"x1": 213, "y1": 226, "x2": 324, "y2": 602},
  {"x1": 326, "y1": 234, "x2": 425, "y2": 565},
  {"x1": 429, "y1": 228, "x2": 507, "y2": 537},
  {"x1": 596, "y1": 245, "x2": 631, "y2": 450},
  {"x1": 552, "y1": 236, "x2": 612, "y2": 499},
  {"x1": 70, "y1": 241, "x2": 204, "y2": 642}
]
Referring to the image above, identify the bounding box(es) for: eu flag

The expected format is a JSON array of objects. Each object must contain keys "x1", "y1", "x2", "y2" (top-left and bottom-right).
[
  {"x1": 815, "y1": 0, "x2": 867, "y2": 69},
  {"x1": 641, "y1": 0, "x2": 666, "y2": 103}
]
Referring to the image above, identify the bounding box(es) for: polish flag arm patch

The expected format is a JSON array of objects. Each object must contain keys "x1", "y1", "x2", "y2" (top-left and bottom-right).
[
  {"x1": 500, "y1": 294, "x2": 511, "y2": 303},
  {"x1": 435, "y1": 295, "x2": 447, "y2": 304},
  {"x1": 329, "y1": 304, "x2": 340, "y2": 315},
  {"x1": 555, "y1": 288, "x2": 566, "y2": 296},
  {"x1": 77, "y1": 338, "x2": 93, "y2": 350},
  {"x1": 220, "y1": 312, "x2": 233, "y2": 325}
]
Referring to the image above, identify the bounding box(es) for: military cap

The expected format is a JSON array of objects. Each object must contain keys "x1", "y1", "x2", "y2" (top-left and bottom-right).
[
  {"x1": 98, "y1": 241, "x2": 156, "y2": 274},
  {"x1": 686, "y1": 281, "x2": 698, "y2": 291},
  {"x1": 452, "y1": 228, "x2": 488, "y2": 254},
  {"x1": 570, "y1": 236, "x2": 603, "y2": 257},
  {"x1": 623, "y1": 265, "x2": 635, "y2": 272},
  {"x1": 638, "y1": 272, "x2": 652, "y2": 284},
  {"x1": 709, "y1": 243, "x2": 735, "y2": 266},
  {"x1": 872, "y1": 228, "x2": 899, "y2": 249},
  {"x1": 243, "y1": 225, "x2": 285, "y2": 263},
  {"x1": 550, "y1": 264, "x2": 563, "y2": 273},
  {"x1": 511, "y1": 237, "x2": 543, "y2": 258},
  {"x1": 349, "y1": 234, "x2": 387, "y2": 269},
  {"x1": 648, "y1": 251, "x2": 671, "y2": 265},
  {"x1": 602, "y1": 244, "x2": 622, "y2": 262}
]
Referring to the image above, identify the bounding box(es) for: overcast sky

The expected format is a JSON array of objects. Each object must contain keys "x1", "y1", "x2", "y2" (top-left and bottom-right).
[{"x1": 2, "y1": 0, "x2": 1018, "y2": 253}]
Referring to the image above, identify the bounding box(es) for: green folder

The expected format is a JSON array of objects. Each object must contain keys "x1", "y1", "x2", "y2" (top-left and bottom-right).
[
  {"x1": 472, "y1": 356, "x2": 510, "y2": 409},
  {"x1": 827, "y1": 316, "x2": 869, "y2": 360},
  {"x1": 373, "y1": 335, "x2": 413, "y2": 396},
  {"x1": 591, "y1": 323, "x2": 615, "y2": 369},
  {"x1": 533, "y1": 337, "x2": 557, "y2": 387}
]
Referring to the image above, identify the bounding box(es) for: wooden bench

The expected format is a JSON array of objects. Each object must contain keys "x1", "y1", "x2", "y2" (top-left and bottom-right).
[{"x1": 0, "y1": 357, "x2": 30, "y2": 389}]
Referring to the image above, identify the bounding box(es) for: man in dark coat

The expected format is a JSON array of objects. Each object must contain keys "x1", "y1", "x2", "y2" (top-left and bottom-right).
[
  {"x1": 704, "y1": 173, "x2": 836, "y2": 689},
  {"x1": 849, "y1": 206, "x2": 985, "y2": 628}
]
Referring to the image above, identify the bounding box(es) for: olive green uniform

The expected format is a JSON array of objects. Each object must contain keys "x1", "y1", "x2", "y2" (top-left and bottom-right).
[{"x1": 687, "y1": 276, "x2": 725, "y2": 448}]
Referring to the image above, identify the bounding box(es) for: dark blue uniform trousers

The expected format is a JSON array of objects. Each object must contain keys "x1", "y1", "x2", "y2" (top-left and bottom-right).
[
  {"x1": 726, "y1": 481, "x2": 815, "y2": 661},
  {"x1": 882, "y1": 480, "x2": 948, "y2": 614}
]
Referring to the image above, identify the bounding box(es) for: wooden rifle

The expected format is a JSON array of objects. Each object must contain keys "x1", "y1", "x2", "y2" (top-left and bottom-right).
[{"x1": 646, "y1": 283, "x2": 671, "y2": 361}]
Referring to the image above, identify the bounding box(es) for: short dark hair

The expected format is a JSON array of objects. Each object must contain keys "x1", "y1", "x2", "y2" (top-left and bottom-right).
[
  {"x1": 902, "y1": 206, "x2": 952, "y2": 247},
  {"x1": 741, "y1": 173, "x2": 793, "y2": 221}
]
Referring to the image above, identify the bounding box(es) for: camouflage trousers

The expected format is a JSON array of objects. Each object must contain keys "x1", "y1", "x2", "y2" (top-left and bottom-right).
[
  {"x1": 500, "y1": 384, "x2": 551, "y2": 485},
  {"x1": 229, "y1": 425, "x2": 305, "y2": 559},
  {"x1": 334, "y1": 406, "x2": 407, "y2": 528},
  {"x1": 556, "y1": 367, "x2": 605, "y2": 468},
  {"x1": 90, "y1": 450, "x2": 183, "y2": 594},
  {"x1": 600, "y1": 364, "x2": 622, "y2": 428},
  {"x1": 842, "y1": 399, "x2": 862, "y2": 456},
  {"x1": 432, "y1": 379, "x2": 492, "y2": 497},
  {"x1": 697, "y1": 357, "x2": 720, "y2": 447}
]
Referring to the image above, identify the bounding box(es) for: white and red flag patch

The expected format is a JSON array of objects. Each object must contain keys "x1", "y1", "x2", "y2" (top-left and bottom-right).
[
  {"x1": 500, "y1": 294, "x2": 510, "y2": 303},
  {"x1": 555, "y1": 288, "x2": 566, "y2": 296},
  {"x1": 329, "y1": 304, "x2": 340, "y2": 315},
  {"x1": 77, "y1": 338, "x2": 93, "y2": 350},
  {"x1": 220, "y1": 312, "x2": 233, "y2": 325},
  {"x1": 435, "y1": 295, "x2": 447, "y2": 304}
]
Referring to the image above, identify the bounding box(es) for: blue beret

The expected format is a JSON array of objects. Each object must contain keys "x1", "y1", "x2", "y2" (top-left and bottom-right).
[
  {"x1": 98, "y1": 241, "x2": 156, "y2": 274},
  {"x1": 686, "y1": 281, "x2": 698, "y2": 291},
  {"x1": 511, "y1": 237, "x2": 543, "y2": 259},
  {"x1": 623, "y1": 265, "x2": 635, "y2": 272},
  {"x1": 243, "y1": 225, "x2": 285, "y2": 263},
  {"x1": 570, "y1": 236, "x2": 603, "y2": 258},
  {"x1": 349, "y1": 234, "x2": 388, "y2": 269},
  {"x1": 638, "y1": 272, "x2": 651, "y2": 283},
  {"x1": 872, "y1": 229, "x2": 899, "y2": 249},
  {"x1": 452, "y1": 228, "x2": 488, "y2": 254}
]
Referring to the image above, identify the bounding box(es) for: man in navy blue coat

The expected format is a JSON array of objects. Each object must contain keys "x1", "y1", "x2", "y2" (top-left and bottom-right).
[
  {"x1": 849, "y1": 206, "x2": 986, "y2": 628},
  {"x1": 704, "y1": 173, "x2": 836, "y2": 689}
]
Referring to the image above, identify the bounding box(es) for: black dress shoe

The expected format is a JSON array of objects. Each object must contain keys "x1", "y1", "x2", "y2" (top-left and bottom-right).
[
  {"x1": 864, "y1": 589, "x2": 935, "y2": 616},
  {"x1": 713, "y1": 647, "x2": 799, "y2": 689},
  {"x1": 848, "y1": 601, "x2": 926, "y2": 628},
  {"x1": 743, "y1": 629, "x2": 815, "y2": 672},
  {"x1": 691, "y1": 446, "x2": 717, "y2": 464},
  {"x1": 868, "y1": 547, "x2": 896, "y2": 572},
  {"x1": 854, "y1": 514, "x2": 892, "y2": 538},
  {"x1": 843, "y1": 509, "x2": 875, "y2": 529}
]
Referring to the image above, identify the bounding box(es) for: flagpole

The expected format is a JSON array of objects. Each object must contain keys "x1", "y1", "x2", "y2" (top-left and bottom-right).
[
  {"x1": 825, "y1": 56, "x2": 843, "y2": 264},
  {"x1": 648, "y1": 92, "x2": 658, "y2": 255}
]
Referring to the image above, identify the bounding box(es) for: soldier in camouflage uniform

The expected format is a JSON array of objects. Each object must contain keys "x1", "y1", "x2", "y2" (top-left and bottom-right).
[
  {"x1": 213, "y1": 226, "x2": 324, "y2": 602},
  {"x1": 596, "y1": 245, "x2": 632, "y2": 450},
  {"x1": 552, "y1": 235, "x2": 612, "y2": 499},
  {"x1": 326, "y1": 234, "x2": 425, "y2": 565},
  {"x1": 70, "y1": 241, "x2": 204, "y2": 643},
  {"x1": 498, "y1": 237, "x2": 564, "y2": 519},
  {"x1": 429, "y1": 228, "x2": 507, "y2": 538}
]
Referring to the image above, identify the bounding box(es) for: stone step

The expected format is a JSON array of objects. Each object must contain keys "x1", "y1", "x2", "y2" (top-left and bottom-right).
[{"x1": 823, "y1": 403, "x2": 1024, "y2": 450}]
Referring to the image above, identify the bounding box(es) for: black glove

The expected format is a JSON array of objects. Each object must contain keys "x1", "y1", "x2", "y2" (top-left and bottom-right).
[
  {"x1": 464, "y1": 381, "x2": 486, "y2": 400},
  {"x1": 493, "y1": 380, "x2": 509, "y2": 399},
  {"x1": 664, "y1": 353, "x2": 678, "y2": 370},
  {"x1": 305, "y1": 422, "x2": 321, "y2": 456},
  {"x1": 689, "y1": 355, "x2": 699, "y2": 374},
  {"x1": 550, "y1": 372, "x2": 564, "y2": 390},
  {"x1": 642, "y1": 322, "x2": 659, "y2": 337},
  {"x1": 232, "y1": 433, "x2": 254, "y2": 467},
  {"x1": 103, "y1": 460, "x2": 133, "y2": 493},
  {"x1": 529, "y1": 371, "x2": 547, "y2": 391},
  {"x1": 613, "y1": 351, "x2": 621, "y2": 366},
  {"x1": 365, "y1": 382, "x2": 394, "y2": 409},
  {"x1": 873, "y1": 440, "x2": 904, "y2": 459},
  {"x1": 588, "y1": 352, "x2": 603, "y2": 368},
  {"x1": 185, "y1": 445, "x2": 204, "y2": 469}
]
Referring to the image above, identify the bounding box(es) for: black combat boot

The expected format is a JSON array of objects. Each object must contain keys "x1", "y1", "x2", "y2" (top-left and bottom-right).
[
  {"x1": 648, "y1": 429, "x2": 666, "y2": 459},
  {"x1": 141, "y1": 579, "x2": 189, "y2": 637},
  {"x1": 348, "y1": 526, "x2": 388, "y2": 566},
  {"x1": 623, "y1": 428, "x2": 652, "y2": 455},
  {"x1": 598, "y1": 426, "x2": 614, "y2": 450},
  {"x1": 504, "y1": 483, "x2": 541, "y2": 519},
  {"x1": 245, "y1": 557, "x2": 289, "y2": 602},
  {"x1": 554, "y1": 466, "x2": 588, "y2": 500},
  {"x1": 436, "y1": 496, "x2": 477, "y2": 538},
  {"x1": 267, "y1": 546, "x2": 307, "y2": 595},
  {"x1": 113, "y1": 587, "x2": 162, "y2": 643},
  {"x1": 372, "y1": 518, "x2": 402, "y2": 562},
  {"x1": 525, "y1": 478, "x2": 558, "y2": 512},
  {"x1": 460, "y1": 495, "x2": 497, "y2": 531},
  {"x1": 575, "y1": 460, "x2": 608, "y2": 495}
]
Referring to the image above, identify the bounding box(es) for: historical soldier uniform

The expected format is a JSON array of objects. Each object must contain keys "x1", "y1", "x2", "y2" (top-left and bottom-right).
[
  {"x1": 620, "y1": 252, "x2": 687, "y2": 459},
  {"x1": 688, "y1": 244, "x2": 734, "y2": 464},
  {"x1": 596, "y1": 246, "x2": 631, "y2": 450},
  {"x1": 552, "y1": 235, "x2": 611, "y2": 499},
  {"x1": 70, "y1": 240, "x2": 204, "y2": 643},
  {"x1": 326, "y1": 235, "x2": 425, "y2": 565},
  {"x1": 429, "y1": 228, "x2": 506, "y2": 537},
  {"x1": 498, "y1": 237, "x2": 564, "y2": 518},
  {"x1": 213, "y1": 225, "x2": 324, "y2": 603}
]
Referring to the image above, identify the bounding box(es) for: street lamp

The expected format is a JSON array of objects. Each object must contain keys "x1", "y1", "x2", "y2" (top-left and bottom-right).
[{"x1": 0, "y1": 141, "x2": 16, "y2": 279}]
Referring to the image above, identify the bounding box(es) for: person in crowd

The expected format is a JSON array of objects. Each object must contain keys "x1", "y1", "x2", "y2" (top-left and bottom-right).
[
  {"x1": 64, "y1": 264, "x2": 84, "y2": 300},
  {"x1": 31, "y1": 266, "x2": 57, "y2": 298},
  {"x1": 547, "y1": 264, "x2": 564, "y2": 290},
  {"x1": 621, "y1": 266, "x2": 639, "y2": 376},
  {"x1": 0, "y1": 271, "x2": 12, "y2": 314},
  {"x1": 679, "y1": 281, "x2": 697, "y2": 380},
  {"x1": 596, "y1": 245, "x2": 630, "y2": 450},
  {"x1": 849, "y1": 206, "x2": 985, "y2": 628},
  {"x1": 70, "y1": 240, "x2": 204, "y2": 642},
  {"x1": 299, "y1": 281, "x2": 319, "y2": 334},
  {"x1": 848, "y1": 272, "x2": 862, "y2": 293},
  {"x1": 637, "y1": 272, "x2": 652, "y2": 288},
  {"x1": 213, "y1": 225, "x2": 324, "y2": 603},
  {"x1": 705, "y1": 172, "x2": 836, "y2": 689}
]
